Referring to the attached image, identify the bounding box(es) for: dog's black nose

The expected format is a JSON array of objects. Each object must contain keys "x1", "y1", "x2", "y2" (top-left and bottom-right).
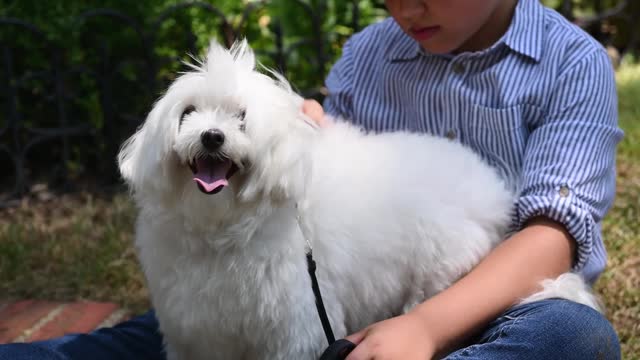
[{"x1": 201, "y1": 129, "x2": 225, "y2": 151}]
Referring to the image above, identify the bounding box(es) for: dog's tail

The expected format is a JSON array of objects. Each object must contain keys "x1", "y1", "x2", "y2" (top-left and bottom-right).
[{"x1": 520, "y1": 272, "x2": 603, "y2": 313}]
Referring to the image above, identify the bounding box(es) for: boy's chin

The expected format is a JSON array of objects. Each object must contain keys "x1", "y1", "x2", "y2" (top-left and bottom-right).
[
  {"x1": 415, "y1": 40, "x2": 459, "y2": 56},
  {"x1": 413, "y1": 34, "x2": 477, "y2": 56}
]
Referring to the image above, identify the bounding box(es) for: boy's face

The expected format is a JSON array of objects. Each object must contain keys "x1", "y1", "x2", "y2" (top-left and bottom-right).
[{"x1": 385, "y1": 0, "x2": 518, "y2": 54}]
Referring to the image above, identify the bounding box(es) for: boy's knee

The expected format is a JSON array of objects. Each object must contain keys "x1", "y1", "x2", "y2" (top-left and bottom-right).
[
  {"x1": 0, "y1": 343, "x2": 67, "y2": 360},
  {"x1": 534, "y1": 299, "x2": 620, "y2": 359}
]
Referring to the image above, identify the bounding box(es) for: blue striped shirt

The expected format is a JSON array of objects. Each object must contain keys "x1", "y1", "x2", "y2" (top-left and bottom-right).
[{"x1": 323, "y1": 0, "x2": 623, "y2": 282}]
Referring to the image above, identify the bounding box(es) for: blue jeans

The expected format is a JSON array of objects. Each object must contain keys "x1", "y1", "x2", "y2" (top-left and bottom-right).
[
  {"x1": 0, "y1": 299, "x2": 620, "y2": 360},
  {"x1": 443, "y1": 299, "x2": 620, "y2": 359}
]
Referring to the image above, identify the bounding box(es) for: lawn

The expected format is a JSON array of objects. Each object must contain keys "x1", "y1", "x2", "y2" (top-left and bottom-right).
[
  {"x1": 594, "y1": 61, "x2": 640, "y2": 359},
  {"x1": 1, "y1": 63, "x2": 639, "y2": 358}
]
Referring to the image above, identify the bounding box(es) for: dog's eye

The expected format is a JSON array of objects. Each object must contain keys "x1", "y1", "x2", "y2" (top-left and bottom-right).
[
  {"x1": 239, "y1": 123, "x2": 246, "y2": 132},
  {"x1": 237, "y1": 109, "x2": 246, "y2": 121},
  {"x1": 181, "y1": 105, "x2": 196, "y2": 118},
  {"x1": 180, "y1": 105, "x2": 196, "y2": 127}
]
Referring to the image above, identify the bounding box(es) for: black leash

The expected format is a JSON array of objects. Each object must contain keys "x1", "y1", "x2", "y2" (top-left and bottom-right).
[
  {"x1": 306, "y1": 251, "x2": 336, "y2": 344},
  {"x1": 306, "y1": 251, "x2": 356, "y2": 360},
  {"x1": 299, "y1": 208, "x2": 356, "y2": 360}
]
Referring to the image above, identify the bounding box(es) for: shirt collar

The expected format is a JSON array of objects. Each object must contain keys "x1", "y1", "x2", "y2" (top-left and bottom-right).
[
  {"x1": 386, "y1": 0, "x2": 545, "y2": 63},
  {"x1": 502, "y1": 0, "x2": 545, "y2": 62}
]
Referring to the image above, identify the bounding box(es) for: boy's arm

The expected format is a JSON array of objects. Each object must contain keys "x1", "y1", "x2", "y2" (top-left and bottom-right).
[
  {"x1": 409, "y1": 217, "x2": 575, "y2": 355},
  {"x1": 342, "y1": 217, "x2": 575, "y2": 359}
]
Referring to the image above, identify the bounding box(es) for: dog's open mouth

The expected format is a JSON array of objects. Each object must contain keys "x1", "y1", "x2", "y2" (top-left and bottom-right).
[{"x1": 189, "y1": 156, "x2": 239, "y2": 195}]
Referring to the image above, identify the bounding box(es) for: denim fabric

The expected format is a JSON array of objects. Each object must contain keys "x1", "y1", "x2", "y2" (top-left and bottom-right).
[
  {"x1": 0, "y1": 310, "x2": 165, "y2": 360},
  {"x1": 445, "y1": 299, "x2": 620, "y2": 359},
  {"x1": 0, "y1": 300, "x2": 619, "y2": 359}
]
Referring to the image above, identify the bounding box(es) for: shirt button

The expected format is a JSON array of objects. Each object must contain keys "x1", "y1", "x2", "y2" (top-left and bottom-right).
[
  {"x1": 452, "y1": 63, "x2": 465, "y2": 74},
  {"x1": 558, "y1": 185, "x2": 570, "y2": 197},
  {"x1": 446, "y1": 130, "x2": 456, "y2": 140}
]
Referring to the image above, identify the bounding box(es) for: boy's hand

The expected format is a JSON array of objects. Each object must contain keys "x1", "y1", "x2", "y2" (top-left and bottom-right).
[
  {"x1": 302, "y1": 99, "x2": 331, "y2": 127},
  {"x1": 345, "y1": 312, "x2": 437, "y2": 360}
]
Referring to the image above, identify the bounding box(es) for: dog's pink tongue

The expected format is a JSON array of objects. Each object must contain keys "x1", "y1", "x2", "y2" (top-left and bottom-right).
[{"x1": 193, "y1": 158, "x2": 232, "y2": 193}]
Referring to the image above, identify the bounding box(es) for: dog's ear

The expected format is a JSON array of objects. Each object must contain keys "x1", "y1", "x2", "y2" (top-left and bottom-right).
[
  {"x1": 117, "y1": 124, "x2": 145, "y2": 186},
  {"x1": 117, "y1": 97, "x2": 178, "y2": 195},
  {"x1": 238, "y1": 119, "x2": 314, "y2": 203}
]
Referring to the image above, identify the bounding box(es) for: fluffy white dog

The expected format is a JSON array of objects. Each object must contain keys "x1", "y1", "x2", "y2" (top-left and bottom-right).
[{"x1": 118, "y1": 40, "x2": 600, "y2": 360}]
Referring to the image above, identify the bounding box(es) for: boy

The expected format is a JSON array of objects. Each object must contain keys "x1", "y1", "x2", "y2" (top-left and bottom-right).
[{"x1": 304, "y1": 0, "x2": 622, "y2": 359}]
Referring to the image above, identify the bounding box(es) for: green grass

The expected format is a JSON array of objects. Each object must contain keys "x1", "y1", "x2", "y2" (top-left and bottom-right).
[
  {"x1": 616, "y1": 62, "x2": 640, "y2": 160},
  {"x1": 594, "y1": 62, "x2": 640, "y2": 359},
  {"x1": 1, "y1": 63, "x2": 639, "y2": 357}
]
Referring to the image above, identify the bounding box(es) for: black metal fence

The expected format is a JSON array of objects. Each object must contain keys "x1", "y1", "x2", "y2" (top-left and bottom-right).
[{"x1": 0, "y1": 1, "x2": 635, "y2": 207}]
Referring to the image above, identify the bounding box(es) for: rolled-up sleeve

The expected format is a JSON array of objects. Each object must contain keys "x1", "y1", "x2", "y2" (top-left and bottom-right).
[{"x1": 513, "y1": 49, "x2": 624, "y2": 272}]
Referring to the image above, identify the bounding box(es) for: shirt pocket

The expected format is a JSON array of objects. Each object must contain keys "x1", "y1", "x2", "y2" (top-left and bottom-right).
[{"x1": 462, "y1": 104, "x2": 535, "y2": 185}]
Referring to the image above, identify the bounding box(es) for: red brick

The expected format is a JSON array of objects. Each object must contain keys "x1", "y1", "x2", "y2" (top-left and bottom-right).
[
  {"x1": 0, "y1": 301, "x2": 124, "y2": 343},
  {"x1": 0, "y1": 301, "x2": 63, "y2": 343},
  {"x1": 0, "y1": 300, "x2": 35, "y2": 319},
  {"x1": 27, "y1": 301, "x2": 118, "y2": 343}
]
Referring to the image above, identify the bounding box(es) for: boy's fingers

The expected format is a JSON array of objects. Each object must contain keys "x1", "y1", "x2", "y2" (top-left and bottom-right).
[
  {"x1": 345, "y1": 328, "x2": 368, "y2": 345},
  {"x1": 301, "y1": 99, "x2": 325, "y2": 126},
  {"x1": 344, "y1": 337, "x2": 371, "y2": 360}
]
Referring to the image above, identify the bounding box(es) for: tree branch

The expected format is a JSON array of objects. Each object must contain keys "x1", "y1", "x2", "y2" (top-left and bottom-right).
[{"x1": 573, "y1": 0, "x2": 629, "y2": 28}]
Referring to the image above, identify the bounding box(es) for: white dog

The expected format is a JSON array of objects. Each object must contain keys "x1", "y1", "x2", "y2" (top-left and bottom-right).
[{"x1": 118, "y1": 40, "x2": 600, "y2": 360}]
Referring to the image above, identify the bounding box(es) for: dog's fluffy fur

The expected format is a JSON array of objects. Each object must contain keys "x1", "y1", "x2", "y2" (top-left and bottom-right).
[{"x1": 118, "y1": 40, "x2": 600, "y2": 360}]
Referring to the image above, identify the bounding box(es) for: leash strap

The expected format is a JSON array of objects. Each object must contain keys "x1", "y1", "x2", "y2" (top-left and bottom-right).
[
  {"x1": 319, "y1": 339, "x2": 357, "y2": 360},
  {"x1": 306, "y1": 251, "x2": 336, "y2": 345}
]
